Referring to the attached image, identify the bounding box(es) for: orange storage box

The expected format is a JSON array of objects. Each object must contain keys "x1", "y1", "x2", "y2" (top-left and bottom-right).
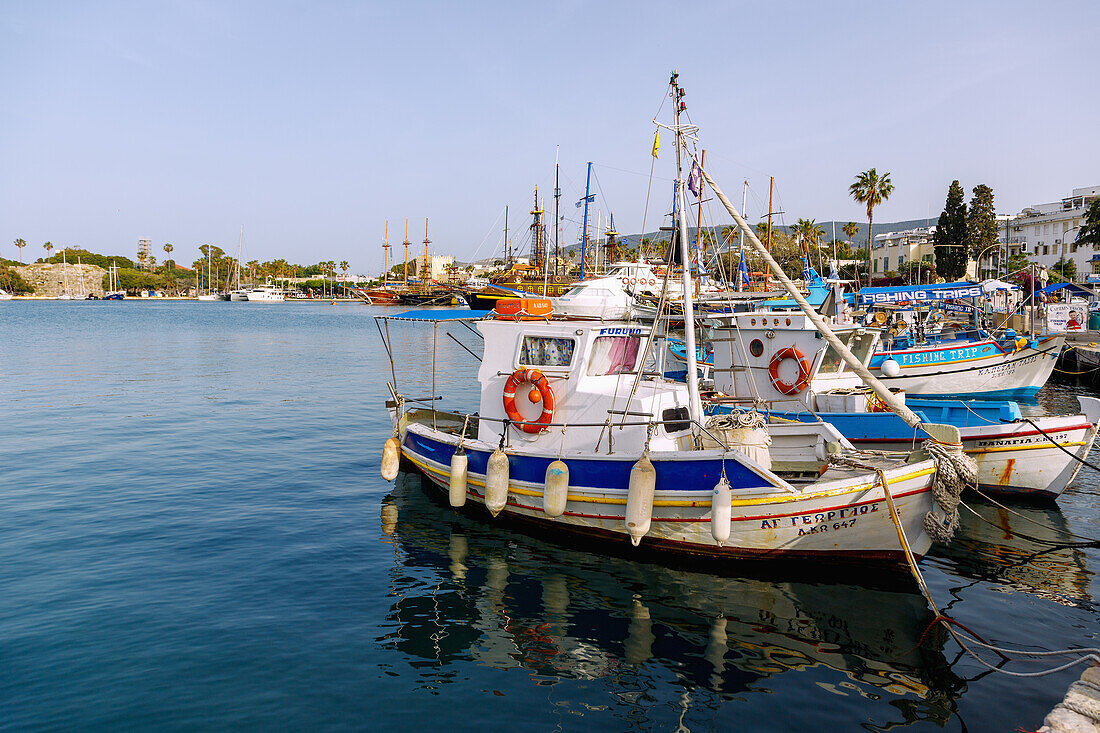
[{"x1": 494, "y1": 297, "x2": 553, "y2": 320}]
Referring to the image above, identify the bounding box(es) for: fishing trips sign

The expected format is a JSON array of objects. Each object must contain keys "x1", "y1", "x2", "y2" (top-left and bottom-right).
[{"x1": 858, "y1": 283, "x2": 982, "y2": 305}]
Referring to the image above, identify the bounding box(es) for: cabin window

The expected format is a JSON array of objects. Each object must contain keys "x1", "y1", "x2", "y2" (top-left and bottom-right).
[
  {"x1": 587, "y1": 335, "x2": 641, "y2": 375},
  {"x1": 519, "y1": 336, "x2": 575, "y2": 368}
]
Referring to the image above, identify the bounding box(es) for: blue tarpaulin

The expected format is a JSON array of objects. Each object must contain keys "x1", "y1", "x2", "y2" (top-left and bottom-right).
[{"x1": 856, "y1": 281, "x2": 982, "y2": 305}]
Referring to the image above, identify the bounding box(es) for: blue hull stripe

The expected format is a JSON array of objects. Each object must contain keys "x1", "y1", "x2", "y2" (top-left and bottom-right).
[{"x1": 403, "y1": 430, "x2": 771, "y2": 492}]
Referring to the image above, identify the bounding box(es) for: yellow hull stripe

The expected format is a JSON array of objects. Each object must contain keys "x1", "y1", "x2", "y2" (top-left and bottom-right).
[{"x1": 402, "y1": 451, "x2": 934, "y2": 508}]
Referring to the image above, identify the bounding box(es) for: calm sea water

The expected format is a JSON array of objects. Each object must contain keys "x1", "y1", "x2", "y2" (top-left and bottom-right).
[{"x1": 2, "y1": 301, "x2": 1098, "y2": 731}]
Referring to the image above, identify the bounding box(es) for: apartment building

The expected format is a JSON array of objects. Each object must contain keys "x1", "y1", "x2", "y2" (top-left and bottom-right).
[{"x1": 1006, "y1": 185, "x2": 1099, "y2": 279}]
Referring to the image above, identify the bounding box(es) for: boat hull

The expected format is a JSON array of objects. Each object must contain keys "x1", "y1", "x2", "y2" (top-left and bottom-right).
[
  {"x1": 867, "y1": 336, "x2": 1062, "y2": 397},
  {"x1": 399, "y1": 422, "x2": 939, "y2": 563},
  {"x1": 759, "y1": 397, "x2": 1100, "y2": 499}
]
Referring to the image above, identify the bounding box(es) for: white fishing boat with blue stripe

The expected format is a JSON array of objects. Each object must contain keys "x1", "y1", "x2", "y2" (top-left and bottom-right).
[{"x1": 375, "y1": 71, "x2": 978, "y2": 567}]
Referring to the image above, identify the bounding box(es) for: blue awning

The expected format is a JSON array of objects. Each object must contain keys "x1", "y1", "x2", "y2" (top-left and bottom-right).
[
  {"x1": 386, "y1": 309, "x2": 491, "y2": 321},
  {"x1": 1038, "y1": 283, "x2": 1093, "y2": 297},
  {"x1": 857, "y1": 281, "x2": 981, "y2": 305}
]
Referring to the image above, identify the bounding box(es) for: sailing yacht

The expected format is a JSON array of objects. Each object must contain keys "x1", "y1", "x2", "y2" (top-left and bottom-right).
[
  {"x1": 56, "y1": 250, "x2": 76, "y2": 300},
  {"x1": 229, "y1": 226, "x2": 249, "y2": 300}
]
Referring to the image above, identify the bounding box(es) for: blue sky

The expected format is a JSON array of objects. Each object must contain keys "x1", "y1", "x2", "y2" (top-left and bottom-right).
[{"x1": 3, "y1": 1, "x2": 1097, "y2": 273}]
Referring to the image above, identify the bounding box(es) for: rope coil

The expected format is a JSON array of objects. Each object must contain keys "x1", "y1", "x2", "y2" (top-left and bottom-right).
[{"x1": 922, "y1": 440, "x2": 976, "y2": 543}]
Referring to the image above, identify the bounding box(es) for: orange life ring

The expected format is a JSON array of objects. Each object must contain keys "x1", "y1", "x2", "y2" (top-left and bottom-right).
[
  {"x1": 502, "y1": 368, "x2": 555, "y2": 434},
  {"x1": 768, "y1": 347, "x2": 811, "y2": 395}
]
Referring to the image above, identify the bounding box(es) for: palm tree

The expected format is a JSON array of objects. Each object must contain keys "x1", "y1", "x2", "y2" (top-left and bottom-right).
[
  {"x1": 163, "y1": 243, "x2": 174, "y2": 269},
  {"x1": 842, "y1": 221, "x2": 860, "y2": 245},
  {"x1": 13, "y1": 238, "x2": 26, "y2": 263},
  {"x1": 849, "y1": 169, "x2": 894, "y2": 286},
  {"x1": 339, "y1": 260, "x2": 349, "y2": 281},
  {"x1": 43, "y1": 241, "x2": 53, "y2": 261}
]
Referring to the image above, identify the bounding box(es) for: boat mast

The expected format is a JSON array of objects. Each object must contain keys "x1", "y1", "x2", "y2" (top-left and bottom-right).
[
  {"x1": 422, "y1": 218, "x2": 431, "y2": 293},
  {"x1": 738, "y1": 180, "x2": 748, "y2": 292},
  {"x1": 671, "y1": 70, "x2": 702, "y2": 424},
  {"x1": 554, "y1": 148, "x2": 561, "y2": 280},
  {"x1": 580, "y1": 161, "x2": 593, "y2": 278},
  {"x1": 382, "y1": 220, "x2": 390, "y2": 289},
  {"x1": 504, "y1": 206, "x2": 509, "y2": 268},
  {"x1": 530, "y1": 188, "x2": 545, "y2": 276},
  {"x1": 402, "y1": 220, "x2": 410, "y2": 287},
  {"x1": 236, "y1": 225, "x2": 244, "y2": 291},
  {"x1": 694, "y1": 149, "x2": 706, "y2": 297}
]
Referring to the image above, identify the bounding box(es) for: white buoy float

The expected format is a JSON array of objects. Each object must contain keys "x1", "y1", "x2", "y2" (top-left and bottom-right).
[
  {"x1": 543, "y1": 460, "x2": 569, "y2": 518},
  {"x1": 881, "y1": 358, "x2": 901, "y2": 378},
  {"x1": 710, "y1": 476, "x2": 732, "y2": 545},
  {"x1": 625, "y1": 454, "x2": 656, "y2": 546},
  {"x1": 448, "y1": 447, "x2": 468, "y2": 508},
  {"x1": 381, "y1": 436, "x2": 401, "y2": 481},
  {"x1": 485, "y1": 447, "x2": 510, "y2": 517}
]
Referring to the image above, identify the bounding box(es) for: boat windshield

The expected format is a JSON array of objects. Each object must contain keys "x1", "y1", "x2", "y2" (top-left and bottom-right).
[{"x1": 819, "y1": 330, "x2": 878, "y2": 373}]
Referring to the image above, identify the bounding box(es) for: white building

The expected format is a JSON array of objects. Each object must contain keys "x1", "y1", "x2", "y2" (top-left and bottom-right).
[
  {"x1": 1006, "y1": 185, "x2": 1099, "y2": 280},
  {"x1": 871, "y1": 226, "x2": 936, "y2": 275},
  {"x1": 413, "y1": 254, "x2": 455, "y2": 281}
]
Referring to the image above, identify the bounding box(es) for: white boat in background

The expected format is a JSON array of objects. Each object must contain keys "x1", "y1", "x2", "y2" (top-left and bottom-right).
[
  {"x1": 246, "y1": 279, "x2": 285, "y2": 302},
  {"x1": 552, "y1": 262, "x2": 670, "y2": 320},
  {"x1": 0, "y1": 289, "x2": 12, "y2": 300},
  {"x1": 229, "y1": 289, "x2": 250, "y2": 301}
]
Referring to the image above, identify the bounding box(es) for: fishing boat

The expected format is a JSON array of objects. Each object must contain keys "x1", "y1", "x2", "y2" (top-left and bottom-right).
[
  {"x1": 705, "y1": 311, "x2": 1100, "y2": 498},
  {"x1": 855, "y1": 282, "x2": 1063, "y2": 398},
  {"x1": 377, "y1": 72, "x2": 970, "y2": 566},
  {"x1": 56, "y1": 250, "x2": 76, "y2": 300}
]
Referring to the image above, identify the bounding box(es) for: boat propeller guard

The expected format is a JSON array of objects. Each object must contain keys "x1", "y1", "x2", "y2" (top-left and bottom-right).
[
  {"x1": 503, "y1": 368, "x2": 555, "y2": 433},
  {"x1": 768, "y1": 346, "x2": 812, "y2": 395}
]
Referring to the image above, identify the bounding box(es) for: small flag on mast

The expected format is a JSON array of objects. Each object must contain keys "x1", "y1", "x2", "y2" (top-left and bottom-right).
[
  {"x1": 688, "y1": 159, "x2": 702, "y2": 196},
  {"x1": 651, "y1": 129, "x2": 659, "y2": 159}
]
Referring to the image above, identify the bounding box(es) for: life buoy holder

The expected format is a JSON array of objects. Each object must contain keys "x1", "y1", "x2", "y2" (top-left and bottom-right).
[
  {"x1": 768, "y1": 347, "x2": 811, "y2": 395},
  {"x1": 503, "y1": 368, "x2": 555, "y2": 434}
]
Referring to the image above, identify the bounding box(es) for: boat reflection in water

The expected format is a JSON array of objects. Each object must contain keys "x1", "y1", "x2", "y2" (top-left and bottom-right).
[
  {"x1": 379, "y1": 471, "x2": 962, "y2": 725},
  {"x1": 929, "y1": 495, "x2": 1093, "y2": 608}
]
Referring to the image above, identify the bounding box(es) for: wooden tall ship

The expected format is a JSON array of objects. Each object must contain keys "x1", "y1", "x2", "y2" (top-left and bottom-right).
[{"x1": 465, "y1": 179, "x2": 578, "y2": 310}]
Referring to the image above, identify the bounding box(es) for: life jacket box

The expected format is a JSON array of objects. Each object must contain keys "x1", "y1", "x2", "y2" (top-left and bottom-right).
[{"x1": 494, "y1": 297, "x2": 552, "y2": 320}]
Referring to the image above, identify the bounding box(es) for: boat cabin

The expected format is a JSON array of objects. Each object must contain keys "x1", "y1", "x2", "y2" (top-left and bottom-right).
[
  {"x1": 475, "y1": 318, "x2": 695, "y2": 452},
  {"x1": 710, "y1": 312, "x2": 880, "y2": 410}
]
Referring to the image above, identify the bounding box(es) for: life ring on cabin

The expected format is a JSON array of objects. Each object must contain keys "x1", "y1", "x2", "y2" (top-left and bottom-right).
[
  {"x1": 503, "y1": 368, "x2": 555, "y2": 434},
  {"x1": 768, "y1": 347, "x2": 812, "y2": 395}
]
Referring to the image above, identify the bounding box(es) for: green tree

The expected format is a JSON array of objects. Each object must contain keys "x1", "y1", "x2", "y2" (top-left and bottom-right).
[
  {"x1": 848, "y1": 169, "x2": 894, "y2": 285},
  {"x1": 163, "y1": 243, "x2": 174, "y2": 269},
  {"x1": 13, "y1": 238, "x2": 26, "y2": 263},
  {"x1": 896, "y1": 258, "x2": 932, "y2": 285},
  {"x1": 1051, "y1": 257, "x2": 1077, "y2": 283},
  {"x1": 966, "y1": 184, "x2": 998, "y2": 275},
  {"x1": 933, "y1": 180, "x2": 968, "y2": 280},
  {"x1": 42, "y1": 241, "x2": 53, "y2": 260},
  {"x1": 842, "y1": 221, "x2": 859, "y2": 246},
  {"x1": 1077, "y1": 199, "x2": 1100, "y2": 247}
]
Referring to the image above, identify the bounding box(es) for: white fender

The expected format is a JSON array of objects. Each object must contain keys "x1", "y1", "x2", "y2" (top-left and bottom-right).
[
  {"x1": 449, "y1": 448, "x2": 468, "y2": 508},
  {"x1": 881, "y1": 358, "x2": 901, "y2": 378},
  {"x1": 485, "y1": 448, "x2": 510, "y2": 517},
  {"x1": 380, "y1": 503, "x2": 398, "y2": 536},
  {"x1": 625, "y1": 455, "x2": 656, "y2": 546},
  {"x1": 710, "y1": 476, "x2": 732, "y2": 545},
  {"x1": 543, "y1": 459, "x2": 569, "y2": 517},
  {"x1": 381, "y1": 436, "x2": 401, "y2": 481}
]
